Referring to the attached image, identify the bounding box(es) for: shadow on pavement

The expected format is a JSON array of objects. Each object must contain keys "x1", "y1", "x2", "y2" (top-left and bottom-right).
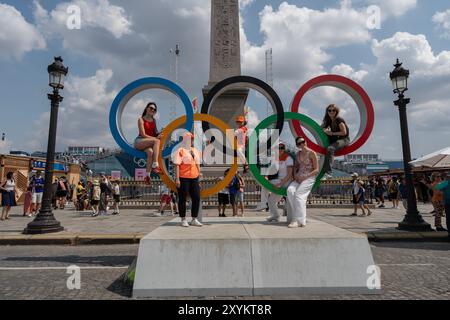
[
  {"x1": 3, "y1": 255, "x2": 136, "y2": 266},
  {"x1": 371, "y1": 241, "x2": 450, "y2": 251}
]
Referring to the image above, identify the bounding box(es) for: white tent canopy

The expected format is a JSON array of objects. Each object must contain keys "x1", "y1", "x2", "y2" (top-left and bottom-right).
[{"x1": 410, "y1": 147, "x2": 450, "y2": 168}]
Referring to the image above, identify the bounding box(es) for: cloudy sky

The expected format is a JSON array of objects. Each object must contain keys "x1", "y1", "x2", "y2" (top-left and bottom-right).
[{"x1": 0, "y1": 0, "x2": 449, "y2": 160}]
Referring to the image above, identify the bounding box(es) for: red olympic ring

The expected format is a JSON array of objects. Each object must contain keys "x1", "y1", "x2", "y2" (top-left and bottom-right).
[{"x1": 290, "y1": 75, "x2": 375, "y2": 157}]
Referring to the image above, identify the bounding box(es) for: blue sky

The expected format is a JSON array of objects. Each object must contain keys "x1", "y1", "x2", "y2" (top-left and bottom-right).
[{"x1": 0, "y1": 0, "x2": 449, "y2": 160}]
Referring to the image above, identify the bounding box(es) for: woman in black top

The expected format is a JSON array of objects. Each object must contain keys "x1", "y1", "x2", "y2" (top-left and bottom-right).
[{"x1": 321, "y1": 104, "x2": 350, "y2": 178}]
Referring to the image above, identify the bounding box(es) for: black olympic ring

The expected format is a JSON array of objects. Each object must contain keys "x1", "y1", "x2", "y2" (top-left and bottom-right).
[{"x1": 201, "y1": 76, "x2": 285, "y2": 156}]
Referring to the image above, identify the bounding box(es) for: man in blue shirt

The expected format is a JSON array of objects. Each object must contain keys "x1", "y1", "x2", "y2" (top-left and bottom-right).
[
  {"x1": 435, "y1": 172, "x2": 450, "y2": 239},
  {"x1": 228, "y1": 174, "x2": 241, "y2": 217},
  {"x1": 30, "y1": 171, "x2": 45, "y2": 215}
]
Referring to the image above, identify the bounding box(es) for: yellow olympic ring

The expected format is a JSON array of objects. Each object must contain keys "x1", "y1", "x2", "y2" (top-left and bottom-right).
[{"x1": 158, "y1": 114, "x2": 238, "y2": 199}]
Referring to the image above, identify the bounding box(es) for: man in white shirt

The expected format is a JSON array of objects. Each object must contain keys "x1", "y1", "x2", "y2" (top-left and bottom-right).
[{"x1": 267, "y1": 143, "x2": 294, "y2": 222}]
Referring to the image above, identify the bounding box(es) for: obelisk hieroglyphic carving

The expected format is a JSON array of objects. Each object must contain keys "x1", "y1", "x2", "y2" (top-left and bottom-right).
[{"x1": 203, "y1": 0, "x2": 248, "y2": 129}]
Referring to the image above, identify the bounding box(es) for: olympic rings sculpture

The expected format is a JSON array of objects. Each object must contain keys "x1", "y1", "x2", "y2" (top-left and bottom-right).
[{"x1": 110, "y1": 74, "x2": 375, "y2": 199}]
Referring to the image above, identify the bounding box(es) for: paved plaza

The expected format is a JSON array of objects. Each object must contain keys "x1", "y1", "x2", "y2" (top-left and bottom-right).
[
  {"x1": 0, "y1": 202, "x2": 448, "y2": 300},
  {"x1": 0, "y1": 203, "x2": 447, "y2": 240}
]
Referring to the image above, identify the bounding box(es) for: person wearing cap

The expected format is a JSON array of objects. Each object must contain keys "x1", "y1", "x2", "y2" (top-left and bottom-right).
[
  {"x1": 351, "y1": 173, "x2": 360, "y2": 216},
  {"x1": 235, "y1": 116, "x2": 249, "y2": 174},
  {"x1": 266, "y1": 143, "x2": 294, "y2": 223},
  {"x1": 134, "y1": 102, "x2": 164, "y2": 185},
  {"x1": 173, "y1": 132, "x2": 203, "y2": 227},
  {"x1": 286, "y1": 137, "x2": 319, "y2": 228}
]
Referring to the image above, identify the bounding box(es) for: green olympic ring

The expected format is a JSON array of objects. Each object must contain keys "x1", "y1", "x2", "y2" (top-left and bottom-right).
[{"x1": 249, "y1": 112, "x2": 329, "y2": 196}]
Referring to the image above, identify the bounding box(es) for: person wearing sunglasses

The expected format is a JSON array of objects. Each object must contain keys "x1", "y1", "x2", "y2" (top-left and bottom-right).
[
  {"x1": 134, "y1": 102, "x2": 163, "y2": 184},
  {"x1": 286, "y1": 137, "x2": 319, "y2": 228},
  {"x1": 173, "y1": 132, "x2": 203, "y2": 227},
  {"x1": 321, "y1": 104, "x2": 350, "y2": 179}
]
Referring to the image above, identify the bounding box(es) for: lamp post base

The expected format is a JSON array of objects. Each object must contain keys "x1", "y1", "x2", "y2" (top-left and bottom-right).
[
  {"x1": 397, "y1": 215, "x2": 433, "y2": 232},
  {"x1": 23, "y1": 209, "x2": 64, "y2": 235}
]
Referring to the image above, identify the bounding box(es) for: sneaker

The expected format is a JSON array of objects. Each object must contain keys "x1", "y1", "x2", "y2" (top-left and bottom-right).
[
  {"x1": 436, "y1": 227, "x2": 447, "y2": 232},
  {"x1": 152, "y1": 167, "x2": 162, "y2": 175},
  {"x1": 191, "y1": 219, "x2": 203, "y2": 227},
  {"x1": 144, "y1": 176, "x2": 151, "y2": 185},
  {"x1": 181, "y1": 219, "x2": 189, "y2": 227},
  {"x1": 255, "y1": 205, "x2": 267, "y2": 212},
  {"x1": 288, "y1": 221, "x2": 299, "y2": 228},
  {"x1": 266, "y1": 216, "x2": 280, "y2": 223},
  {"x1": 378, "y1": 204, "x2": 385, "y2": 208},
  {"x1": 92, "y1": 212, "x2": 99, "y2": 217}
]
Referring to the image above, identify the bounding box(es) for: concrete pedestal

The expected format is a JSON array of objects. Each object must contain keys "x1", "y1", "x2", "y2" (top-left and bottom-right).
[{"x1": 133, "y1": 217, "x2": 380, "y2": 298}]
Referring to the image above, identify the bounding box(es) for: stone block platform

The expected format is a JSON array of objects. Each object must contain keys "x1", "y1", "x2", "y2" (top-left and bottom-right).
[{"x1": 133, "y1": 217, "x2": 380, "y2": 297}]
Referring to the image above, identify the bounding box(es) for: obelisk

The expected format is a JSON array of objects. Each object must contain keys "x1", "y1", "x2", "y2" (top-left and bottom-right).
[{"x1": 203, "y1": 0, "x2": 248, "y2": 129}]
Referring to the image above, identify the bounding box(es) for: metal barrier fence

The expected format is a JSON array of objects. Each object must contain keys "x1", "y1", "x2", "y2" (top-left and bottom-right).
[{"x1": 115, "y1": 177, "x2": 359, "y2": 208}]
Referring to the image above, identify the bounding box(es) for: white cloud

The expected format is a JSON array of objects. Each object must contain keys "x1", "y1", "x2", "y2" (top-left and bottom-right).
[
  {"x1": 240, "y1": 0, "x2": 255, "y2": 9},
  {"x1": 0, "y1": 3, "x2": 46, "y2": 60},
  {"x1": 372, "y1": 32, "x2": 450, "y2": 77},
  {"x1": 241, "y1": 1, "x2": 372, "y2": 88},
  {"x1": 368, "y1": 0, "x2": 417, "y2": 18},
  {"x1": 33, "y1": 0, "x2": 132, "y2": 39},
  {"x1": 27, "y1": 69, "x2": 118, "y2": 151},
  {"x1": 331, "y1": 64, "x2": 369, "y2": 82},
  {"x1": 432, "y1": 9, "x2": 450, "y2": 39}
]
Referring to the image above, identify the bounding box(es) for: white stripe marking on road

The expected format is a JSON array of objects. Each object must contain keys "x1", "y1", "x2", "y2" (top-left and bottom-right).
[{"x1": 377, "y1": 264, "x2": 435, "y2": 267}]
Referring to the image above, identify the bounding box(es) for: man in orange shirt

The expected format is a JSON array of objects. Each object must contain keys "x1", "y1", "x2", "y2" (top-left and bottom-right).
[{"x1": 173, "y1": 132, "x2": 203, "y2": 227}]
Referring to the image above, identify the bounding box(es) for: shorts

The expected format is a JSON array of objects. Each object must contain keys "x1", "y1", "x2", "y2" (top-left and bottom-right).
[
  {"x1": 113, "y1": 195, "x2": 121, "y2": 203},
  {"x1": 390, "y1": 192, "x2": 398, "y2": 199},
  {"x1": 218, "y1": 193, "x2": 229, "y2": 205},
  {"x1": 32, "y1": 192, "x2": 44, "y2": 204},
  {"x1": 352, "y1": 195, "x2": 359, "y2": 205},
  {"x1": 229, "y1": 193, "x2": 237, "y2": 206},
  {"x1": 134, "y1": 136, "x2": 145, "y2": 148},
  {"x1": 91, "y1": 200, "x2": 99, "y2": 206},
  {"x1": 236, "y1": 191, "x2": 244, "y2": 203},
  {"x1": 160, "y1": 195, "x2": 171, "y2": 205},
  {"x1": 56, "y1": 190, "x2": 68, "y2": 198}
]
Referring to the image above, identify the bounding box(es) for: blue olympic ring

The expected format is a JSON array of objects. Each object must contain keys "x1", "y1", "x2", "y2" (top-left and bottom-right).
[{"x1": 109, "y1": 77, "x2": 194, "y2": 159}]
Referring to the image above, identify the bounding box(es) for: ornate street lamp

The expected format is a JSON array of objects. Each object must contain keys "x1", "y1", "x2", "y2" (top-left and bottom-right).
[
  {"x1": 24, "y1": 57, "x2": 68, "y2": 234},
  {"x1": 389, "y1": 59, "x2": 432, "y2": 231}
]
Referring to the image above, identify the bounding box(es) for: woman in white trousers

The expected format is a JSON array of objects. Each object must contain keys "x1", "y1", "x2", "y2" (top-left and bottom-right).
[{"x1": 286, "y1": 137, "x2": 319, "y2": 228}]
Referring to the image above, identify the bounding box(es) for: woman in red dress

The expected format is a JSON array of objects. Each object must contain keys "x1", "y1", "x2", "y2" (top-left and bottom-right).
[{"x1": 134, "y1": 102, "x2": 163, "y2": 183}]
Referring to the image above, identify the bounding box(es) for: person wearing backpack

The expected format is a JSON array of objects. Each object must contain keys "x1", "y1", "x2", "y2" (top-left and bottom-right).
[{"x1": 388, "y1": 176, "x2": 400, "y2": 209}]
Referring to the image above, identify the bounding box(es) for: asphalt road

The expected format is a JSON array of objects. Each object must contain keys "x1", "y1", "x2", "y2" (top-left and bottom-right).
[{"x1": 0, "y1": 242, "x2": 449, "y2": 300}]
